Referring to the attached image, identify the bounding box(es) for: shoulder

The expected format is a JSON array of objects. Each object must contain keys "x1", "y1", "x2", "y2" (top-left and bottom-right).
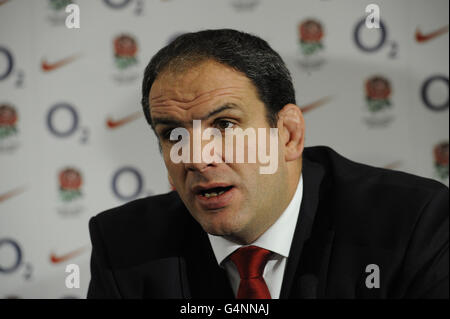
[
  {"x1": 304, "y1": 145, "x2": 447, "y2": 196},
  {"x1": 304, "y1": 146, "x2": 448, "y2": 246},
  {"x1": 89, "y1": 191, "x2": 191, "y2": 266}
]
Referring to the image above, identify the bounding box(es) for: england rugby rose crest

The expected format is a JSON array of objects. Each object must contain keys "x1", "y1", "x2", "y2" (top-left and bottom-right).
[
  {"x1": 59, "y1": 168, "x2": 82, "y2": 202},
  {"x1": 434, "y1": 141, "x2": 449, "y2": 180},
  {"x1": 114, "y1": 34, "x2": 138, "y2": 70},
  {"x1": 0, "y1": 104, "x2": 18, "y2": 139},
  {"x1": 365, "y1": 76, "x2": 392, "y2": 113},
  {"x1": 298, "y1": 19, "x2": 324, "y2": 56}
]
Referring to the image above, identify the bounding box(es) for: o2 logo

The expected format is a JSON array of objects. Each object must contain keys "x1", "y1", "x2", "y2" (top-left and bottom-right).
[
  {"x1": 421, "y1": 75, "x2": 449, "y2": 112},
  {"x1": 353, "y1": 18, "x2": 398, "y2": 59},
  {"x1": 0, "y1": 46, "x2": 24, "y2": 87},
  {"x1": 0, "y1": 46, "x2": 13, "y2": 81},
  {"x1": 46, "y1": 103, "x2": 90, "y2": 144},
  {"x1": 103, "y1": 0, "x2": 144, "y2": 15},
  {"x1": 0, "y1": 238, "x2": 33, "y2": 280},
  {"x1": 111, "y1": 166, "x2": 152, "y2": 201}
]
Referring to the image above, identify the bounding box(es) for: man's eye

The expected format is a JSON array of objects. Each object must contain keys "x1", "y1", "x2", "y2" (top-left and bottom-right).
[{"x1": 215, "y1": 119, "x2": 235, "y2": 130}]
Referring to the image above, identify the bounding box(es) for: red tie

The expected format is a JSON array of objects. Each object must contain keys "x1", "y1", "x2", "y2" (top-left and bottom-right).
[{"x1": 229, "y1": 245, "x2": 273, "y2": 299}]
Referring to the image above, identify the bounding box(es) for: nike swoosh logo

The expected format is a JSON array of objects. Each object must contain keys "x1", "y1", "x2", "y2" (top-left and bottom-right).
[
  {"x1": 41, "y1": 54, "x2": 79, "y2": 72},
  {"x1": 50, "y1": 246, "x2": 87, "y2": 264},
  {"x1": 300, "y1": 96, "x2": 332, "y2": 113},
  {"x1": 0, "y1": 186, "x2": 26, "y2": 203},
  {"x1": 415, "y1": 25, "x2": 449, "y2": 43},
  {"x1": 106, "y1": 111, "x2": 143, "y2": 129}
]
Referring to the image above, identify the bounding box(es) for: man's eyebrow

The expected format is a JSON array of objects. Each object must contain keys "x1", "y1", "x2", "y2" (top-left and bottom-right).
[
  {"x1": 152, "y1": 103, "x2": 242, "y2": 128},
  {"x1": 152, "y1": 118, "x2": 184, "y2": 128},
  {"x1": 204, "y1": 103, "x2": 242, "y2": 119}
]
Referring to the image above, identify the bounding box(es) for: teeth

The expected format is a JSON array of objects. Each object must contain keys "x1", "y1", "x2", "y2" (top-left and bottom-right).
[
  {"x1": 200, "y1": 187, "x2": 232, "y2": 198},
  {"x1": 203, "y1": 191, "x2": 225, "y2": 198}
]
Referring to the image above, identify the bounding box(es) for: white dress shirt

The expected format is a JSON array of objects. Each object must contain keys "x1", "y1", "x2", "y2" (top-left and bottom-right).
[{"x1": 207, "y1": 174, "x2": 304, "y2": 299}]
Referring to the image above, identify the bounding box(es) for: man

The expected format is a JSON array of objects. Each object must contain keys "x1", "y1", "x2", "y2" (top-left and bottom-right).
[{"x1": 87, "y1": 29, "x2": 448, "y2": 299}]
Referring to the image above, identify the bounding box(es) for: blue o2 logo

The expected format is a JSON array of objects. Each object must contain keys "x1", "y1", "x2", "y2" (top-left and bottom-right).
[
  {"x1": 46, "y1": 103, "x2": 89, "y2": 143},
  {"x1": 421, "y1": 75, "x2": 449, "y2": 111},
  {"x1": 111, "y1": 166, "x2": 144, "y2": 201},
  {"x1": 353, "y1": 18, "x2": 397, "y2": 58},
  {"x1": 0, "y1": 238, "x2": 22, "y2": 274},
  {"x1": 47, "y1": 103, "x2": 79, "y2": 137},
  {"x1": 0, "y1": 46, "x2": 14, "y2": 81},
  {"x1": 354, "y1": 18, "x2": 387, "y2": 52}
]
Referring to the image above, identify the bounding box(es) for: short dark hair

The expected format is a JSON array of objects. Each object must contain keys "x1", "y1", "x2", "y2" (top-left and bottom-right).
[{"x1": 141, "y1": 29, "x2": 296, "y2": 129}]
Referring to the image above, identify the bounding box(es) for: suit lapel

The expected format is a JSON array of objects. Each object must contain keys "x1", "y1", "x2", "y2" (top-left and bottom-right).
[
  {"x1": 181, "y1": 212, "x2": 234, "y2": 299},
  {"x1": 279, "y1": 157, "x2": 333, "y2": 298}
]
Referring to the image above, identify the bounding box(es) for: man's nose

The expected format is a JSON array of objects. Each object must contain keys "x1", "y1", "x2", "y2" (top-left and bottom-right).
[
  {"x1": 184, "y1": 161, "x2": 215, "y2": 172},
  {"x1": 183, "y1": 126, "x2": 221, "y2": 172}
]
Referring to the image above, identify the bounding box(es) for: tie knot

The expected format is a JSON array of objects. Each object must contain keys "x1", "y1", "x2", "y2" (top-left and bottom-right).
[{"x1": 229, "y1": 245, "x2": 272, "y2": 280}]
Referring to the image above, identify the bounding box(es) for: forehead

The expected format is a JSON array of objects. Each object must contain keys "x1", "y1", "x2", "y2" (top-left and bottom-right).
[{"x1": 149, "y1": 60, "x2": 260, "y2": 114}]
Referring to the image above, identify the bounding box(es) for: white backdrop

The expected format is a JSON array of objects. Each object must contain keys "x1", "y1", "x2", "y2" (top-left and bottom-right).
[{"x1": 0, "y1": 0, "x2": 448, "y2": 298}]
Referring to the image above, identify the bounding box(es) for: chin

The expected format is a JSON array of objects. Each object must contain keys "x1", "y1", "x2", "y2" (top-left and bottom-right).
[
  {"x1": 201, "y1": 221, "x2": 237, "y2": 237},
  {"x1": 200, "y1": 213, "x2": 247, "y2": 238}
]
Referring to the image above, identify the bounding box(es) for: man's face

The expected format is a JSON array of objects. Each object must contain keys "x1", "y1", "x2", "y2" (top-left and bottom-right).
[{"x1": 149, "y1": 60, "x2": 289, "y2": 243}]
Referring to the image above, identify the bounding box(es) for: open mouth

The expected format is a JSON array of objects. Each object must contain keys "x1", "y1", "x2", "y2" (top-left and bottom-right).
[
  {"x1": 194, "y1": 184, "x2": 236, "y2": 210},
  {"x1": 199, "y1": 186, "x2": 234, "y2": 198}
]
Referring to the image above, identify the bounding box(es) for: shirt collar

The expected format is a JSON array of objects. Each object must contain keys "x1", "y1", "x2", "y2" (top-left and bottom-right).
[{"x1": 207, "y1": 174, "x2": 304, "y2": 266}]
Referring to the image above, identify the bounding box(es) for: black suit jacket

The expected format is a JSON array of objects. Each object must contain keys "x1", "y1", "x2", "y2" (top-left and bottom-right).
[{"x1": 87, "y1": 146, "x2": 449, "y2": 299}]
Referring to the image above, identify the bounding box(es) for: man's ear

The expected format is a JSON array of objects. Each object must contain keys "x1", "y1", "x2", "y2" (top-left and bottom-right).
[
  {"x1": 277, "y1": 104, "x2": 305, "y2": 162},
  {"x1": 168, "y1": 174, "x2": 176, "y2": 190}
]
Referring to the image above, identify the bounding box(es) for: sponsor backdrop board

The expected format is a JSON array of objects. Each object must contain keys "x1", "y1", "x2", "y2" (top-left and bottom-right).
[{"x1": 0, "y1": 0, "x2": 448, "y2": 298}]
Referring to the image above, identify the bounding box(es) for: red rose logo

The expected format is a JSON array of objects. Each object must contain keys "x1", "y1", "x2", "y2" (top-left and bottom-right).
[
  {"x1": 114, "y1": 35, "x2": 138, "y2": 58},
  {"x1": 59, "y1": 168, "x2": 82, "y2": 190},
  {"x1": 299, "y1": 19, "x2": 323, "y2": 43},
  {"x1": 0, "y1": 104, "x2": 18, "y2": 127},
  {"x1": 434, "y1": 142, "x2": 449, "y2": 167},
  {"x1": 365, "y1": 76, "x2": 391, "y2": 100}
]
